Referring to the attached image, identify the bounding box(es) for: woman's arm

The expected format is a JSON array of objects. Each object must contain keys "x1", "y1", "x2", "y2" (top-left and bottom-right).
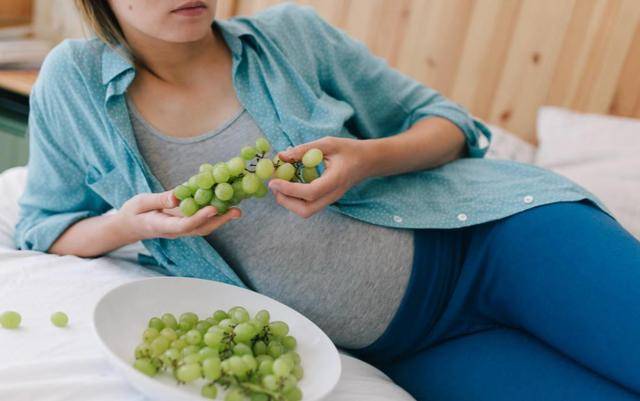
[
  {"x1": 360, "y1": 117, "x2": 465, "y2": 178},
  {"x1": 49, "y1": 191, "x2": 241, "y2": 258},
  {"x1": 269, "y1": 117, "x2": 465, "y2": 219}
]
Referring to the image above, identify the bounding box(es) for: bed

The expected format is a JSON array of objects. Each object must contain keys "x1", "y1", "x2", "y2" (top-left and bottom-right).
[{"x1": 0, "y1": 107, "x2": 638, "y2": 401}]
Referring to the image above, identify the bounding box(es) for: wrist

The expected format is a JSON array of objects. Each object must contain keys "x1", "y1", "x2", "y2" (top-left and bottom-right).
[
  {"x1": 111, "y1": 210, "x2": 145, "y2": 244},
  {"x1": 358, "y1": 138, "x2": 387, "y2": 180}
]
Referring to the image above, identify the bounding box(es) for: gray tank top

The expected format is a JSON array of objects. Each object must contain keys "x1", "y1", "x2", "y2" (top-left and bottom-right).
[{"x1": 127, "y1": 98, "x2": 413, "y2": 348}]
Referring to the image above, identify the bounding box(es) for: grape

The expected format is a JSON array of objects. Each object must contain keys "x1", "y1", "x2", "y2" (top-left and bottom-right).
[
  {"x1": 150, "y1": 336, "x2": 170, "y2": 356},
  {"x1": 225, "y1": 387, "x2": 246, "y2": 401},
  {"x1": 143, "y1": 327, "x2": 160, "y2": 343},
  {"x1": 255, "y1": 159, "x2": 275, "y2": 180},
  {"x1": 198, "y1": 346, "x2": 219, "y2": 360},
  {"x1": 233, "y1": 322, "x2": 256, "y2": 344},
  {"x1": 180, "y1": 198, "x2": 199, "y2": 217},
  {"x1": 283, "y1": 386, "x2": 303, "y2": 401},
  {"x1": 148, "y1": 317, "x2": 164, "y2": 331},
  {"x1": 233, "y1": 342, "x2": 253, "y2": 356},
  {"x1": 231, "y1": 180, "x2": 247, "y2": 199},
  {"x1": 259, "y1": 359, "x2": 274, "y2": 375},
  {"x1": 227, "y1": 355, "x2": 247, "y2": 376},
  {"x1": 183, "y1": 353, "x2": 201, "y2": 364},
  {"x1": 176, "y1": 363, "x2": 201, "y2": 383},
  {"x1": 201, "y1": 384, "x2": 218, "y2": 399},
  {"x1": 173, "y1": 184, "x2": 192, "y2": 200},
  {"x1": 202, "y1": 356, "x2": 222, "y2": 380},
  {"x1": 229, "y1": 307, "x2": 250, "y2": 323},
  {"x1": 273, "y1": 357, "x2": 293, "y2": 377},
  {"x1": 187, "y1": 176, "x2": 199, "y2": 191},
  {"x1": 134, "y1": 358, "x2": 157, "y2": 377},
  {"x1": 180, "y1": 312, "x2": 199, "y2": 325},
  {"x1": 219, "y1": 318, "x2": 236, "y2": 328},
  {"x1": 256, "y1": 137, "x2": 271, "y2": 153},
  {"x1": 213, "y1": 163, "x2": 231, "y2": 183},
  {"x1": 213, "y1": 310, "x2": 228, "y2": 322},
  {"x1": 182, "y1": 345, "x2": 200, "y2": 357},
  {"x1": 160, "y1": 327, "x2": 178, "y2": 341},
  {"x1": 272, "y1": 154, "x2": 282, "y2": 166},
  {"x1": 196, "y1": 320, "x2": 212, "y2": 334},
  {"x1": 268, "y1": 341, "x2": 284, "y2": 358},
  {"x1": 269, "y1": 321, "x2": 289, "y2": 338},
  {"x1": 241, "y1": 354, "x2": 258, "y2": 371},
  {"x1": 161, "y1": 347, "x2": 180, "y2": 364},
  {"x1": 253, "y1": 340, "x2": 267, "y2": 356},
  {"x1": 254, "y1": 181, "x2": 268, "y2": 198},
  {"x1": 195, "y1": 171, "x2": 215, "y2": 189},
  {"x1": 185, "y1": 329, "x2": 202, "y2": 345},
  {"x1": 227, "y1": 157, "x2": 246, "y2": 176},
  {"x1": 135, "y1": 343, "x2": 151, "y2": 359},
  {"x1": 241, "y1": 146, "x2": 257, "y2": 160},
  {"x1": 282, "y1": 335, "x2": 297, "y2": 350},
  {"x1": 302, "y1": 148, "x2": 323, "y2": 167},
  {"x1": 262, "y1": 374, "x2": 278, "y2": 391},
  {"x1": 160, "y1": 313, "x2": 177, "y2": 329},
  {"x1": 292, "y1": 364, "x2": 304, "y2": 380},
  {"x1": 204, "y1": 328, "x2": 225, "y2": 347},
  {"x1": 275, "y1": 163, "x2": 296, "y2": 181},
  {"x1": 251, "y1": 393, "x2": 269, "y2": 401},
  {"x1": 214, "y1": 182, "x2": 234, "y2": 201},
  {"x1": 301, "y1": 167, "x2": 319, "y2": 183},
  {"x1": 194, "y1": 188, "x2": 213, "y2": 205},
  {"x1": 242, "y1": 173, "x2": 260, "y2": 194},
  {"x1": 50, "y1": 311, "x2": 69, "y2": 327},
  {"x1": 199, "y1": 163, "x2": 214, "y2": 173},
  {"x1": 171, "y1": 338, "x2": 187, "y2": 351},
  {"x1": 209, "y1": 197, "x2": 229, "y2": 214},
  {"x1": 1, "y1": 311, "x2": 22, "y2": 329}
]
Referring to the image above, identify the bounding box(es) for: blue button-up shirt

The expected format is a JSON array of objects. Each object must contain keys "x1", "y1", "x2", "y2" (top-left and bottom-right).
[{"x1": 15, "y1": 4, "x2": 603, "y2": 286}]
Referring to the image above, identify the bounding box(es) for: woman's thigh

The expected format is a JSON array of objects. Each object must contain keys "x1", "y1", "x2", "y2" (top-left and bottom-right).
[
  {"x1": 427, "y1": 202, "x2": 640, "y2": 393},
  {"x1": 382, "y1": 327, "x2": 640, "y2": 401}
]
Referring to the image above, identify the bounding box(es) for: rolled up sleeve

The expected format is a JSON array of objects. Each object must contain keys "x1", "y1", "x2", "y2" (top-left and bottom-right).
[
  {"x1": 300, "y1": 6, "x2": 492, "y2": 157},
  {"x1": 14, "y1": 95, "x2": 109, "y2": 252}
]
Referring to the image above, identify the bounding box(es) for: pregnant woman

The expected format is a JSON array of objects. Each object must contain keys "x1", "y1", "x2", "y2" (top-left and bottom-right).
[{"x1": 15, "y1": 1, "x2": 640, "y2": 400}]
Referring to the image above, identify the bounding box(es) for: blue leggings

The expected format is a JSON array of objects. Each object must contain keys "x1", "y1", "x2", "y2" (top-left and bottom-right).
[{"x1": 349, "y1": 202, "x2": 640, "y2": 401}]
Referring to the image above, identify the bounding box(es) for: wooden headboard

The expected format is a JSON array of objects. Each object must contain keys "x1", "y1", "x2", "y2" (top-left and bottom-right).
[{"x1": 218, "y1": 0, "x2": 640, "y2": 144}]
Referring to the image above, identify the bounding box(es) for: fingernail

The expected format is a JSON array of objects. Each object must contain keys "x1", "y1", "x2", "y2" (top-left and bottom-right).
[{"x1": 207, "y1": 210, "x2": 217, "y2": 218}]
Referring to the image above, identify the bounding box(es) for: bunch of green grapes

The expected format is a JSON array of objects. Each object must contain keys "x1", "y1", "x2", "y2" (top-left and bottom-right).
[
  {"x1": 173, "y1": 137, "x2": 324, "y2": 217},
  {"x1": 133, "y1": 307, "x2": 303, "y2": 401}
]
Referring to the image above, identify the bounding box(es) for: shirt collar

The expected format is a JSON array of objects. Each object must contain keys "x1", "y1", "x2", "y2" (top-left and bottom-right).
[{"x1": 100, "y1": 18, "x2": 255, "y2": 87}]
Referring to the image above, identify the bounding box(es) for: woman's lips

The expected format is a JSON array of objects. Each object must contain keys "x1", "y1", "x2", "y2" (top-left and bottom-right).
[{"x1": 172, "y1": 4, "x2": 207, "y2": 17}]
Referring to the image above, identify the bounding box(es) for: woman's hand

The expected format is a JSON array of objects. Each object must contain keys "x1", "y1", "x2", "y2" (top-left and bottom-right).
[
  {"x1": 268, "y1": 136, "x2": 371, "y2": 219},
  {"x1": 116, "y1": 190, "x2": 241, "y2": 241}
]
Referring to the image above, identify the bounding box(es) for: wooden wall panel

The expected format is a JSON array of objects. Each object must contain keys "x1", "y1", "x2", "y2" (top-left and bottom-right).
[
  {"x1": 0, "y1": 0, "x2": 32, "y2": 22},
  {"x1": 220, "y1": 0, "x2": 640, "y2": 143}
]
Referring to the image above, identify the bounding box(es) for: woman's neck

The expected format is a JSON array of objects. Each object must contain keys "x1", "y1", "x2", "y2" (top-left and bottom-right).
[{"x1": 126, "y1": 27, "x2": 226, "y2": 87}]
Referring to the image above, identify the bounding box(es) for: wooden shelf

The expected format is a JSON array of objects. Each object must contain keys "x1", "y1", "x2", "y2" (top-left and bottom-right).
[{"x1": 0, "y1": 69, "x2": 38, "y2": 96}]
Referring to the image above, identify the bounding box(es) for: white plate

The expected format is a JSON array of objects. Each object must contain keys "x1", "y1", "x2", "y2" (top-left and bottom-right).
[{"x1": 93, "y1": 277, "x2": 341, "y2": 401}]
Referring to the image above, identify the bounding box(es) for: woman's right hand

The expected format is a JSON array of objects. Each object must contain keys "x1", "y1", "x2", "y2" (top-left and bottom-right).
[{"x1": 116, "y1": 190, "x2": 241, "y2": 241}]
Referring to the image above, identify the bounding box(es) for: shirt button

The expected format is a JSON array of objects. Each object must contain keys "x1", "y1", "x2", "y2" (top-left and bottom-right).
[
  {"x1": 523, "y1": 195, "x2": 534, "y2": 204},
  {"x1": 457, "y1": 213, "x2": 468, "y2": 222},
  {"x1": 393, "y1": 215, "x2": 403, "y2": 223}
]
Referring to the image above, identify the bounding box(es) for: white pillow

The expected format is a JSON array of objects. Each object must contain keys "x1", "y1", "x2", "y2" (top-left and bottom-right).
[
  {"x1": 535, "y1": 106, "x2": 640, "y2": 239},
  {"x1": 485, "y1": 123, "x2": 537, "y2": 164},
  {"x1": 0, "y1": 166, "x2": 28, "y2": 249}
]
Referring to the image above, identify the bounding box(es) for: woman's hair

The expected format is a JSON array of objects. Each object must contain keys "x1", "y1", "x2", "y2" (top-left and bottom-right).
[{"x1": 74, "y1": 0, "x2": 131, "y2": 53}]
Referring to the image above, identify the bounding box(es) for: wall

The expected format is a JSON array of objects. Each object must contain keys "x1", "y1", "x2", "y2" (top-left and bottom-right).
[{"x1": 31, "y1": 0, "x2": 640, "y2": 143}]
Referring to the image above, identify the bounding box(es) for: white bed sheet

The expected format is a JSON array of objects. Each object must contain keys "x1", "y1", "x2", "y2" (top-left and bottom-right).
[{"x1": 0, "y1": 167, "x2": 415, "y2": 401}]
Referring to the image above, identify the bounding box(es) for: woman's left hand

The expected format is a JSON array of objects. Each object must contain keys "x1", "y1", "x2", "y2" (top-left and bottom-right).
[{"x1": 268, "y1": 136, "x2": 371, "y2": 219}]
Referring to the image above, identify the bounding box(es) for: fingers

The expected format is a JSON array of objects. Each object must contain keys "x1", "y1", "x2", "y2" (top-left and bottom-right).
[
  {"x1": 273, "y1": 187, "x2": 342, "y2": 219},
  {"x1": 143, "y1": 206, "x2": 242, "y2": 238},
  {"x1": 185, "y1": 207, "x2": 242, "y2": 236},
  {"x1": 268, "y1": 170, "x2": 336, "y2": 202},
  {"x1": 129, "y1": 191, "x2": 179, "y2": 214},
  {"x1": 277, "y1": 136, "x2": 336, "y2": 163}
]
